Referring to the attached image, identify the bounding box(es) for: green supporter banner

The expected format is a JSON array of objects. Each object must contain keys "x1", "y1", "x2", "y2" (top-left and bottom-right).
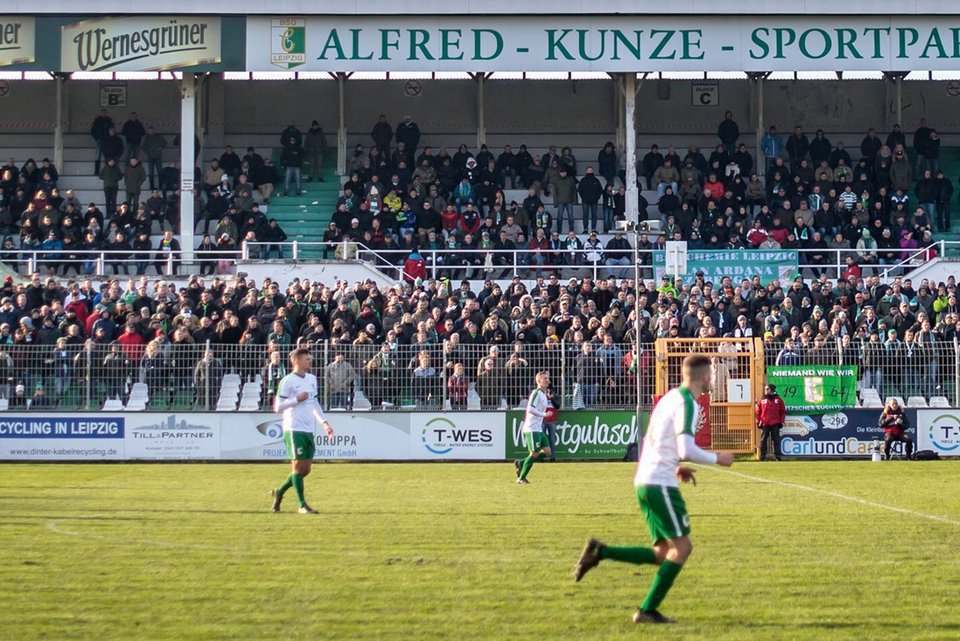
[
  {"x1": 505, "y1": 410, "x2": 645, "y2": 460},
  {"x1": 767, "y1": 366, "x2": 859, "y2": 414},
  {"x1": 653, "y1": 249, "x2": 799, "y2": 284}
]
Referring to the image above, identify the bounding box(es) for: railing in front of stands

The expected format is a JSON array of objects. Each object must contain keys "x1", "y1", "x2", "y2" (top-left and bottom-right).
[
  {"x1": 1, "y1": 248, "x2": 240, "y2": 278},
  {"x1": 1, "y1": 240, "x2": 949, "y2": 282},
  {"x1": 241, "y1": 240, "x2": 948, "y2": 283}
]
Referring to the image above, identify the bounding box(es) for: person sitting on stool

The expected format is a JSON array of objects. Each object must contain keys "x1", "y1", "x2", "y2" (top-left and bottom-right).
[
  {"x1": 880, "y1": 398, "x2": 914, "y2": 460},
  {"x1": 756, "y1": 383, "x2": 786, "y2": 461}
]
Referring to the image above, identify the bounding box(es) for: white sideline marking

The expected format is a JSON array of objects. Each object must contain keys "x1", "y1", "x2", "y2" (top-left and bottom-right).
[{"x1": 710, "y1": 467, "x2": 960, "y2": 527}]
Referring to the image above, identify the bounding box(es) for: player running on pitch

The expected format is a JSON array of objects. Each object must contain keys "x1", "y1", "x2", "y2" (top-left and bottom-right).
[
  {"x1": 270, "y1": 347, "x2": 335, "y2": 514},
  {"x1": 514, "y1": 371, "x2": 552, "y2": 484},
  {"x1": 572, "y1": 355, "x2": 734, "y2": 624}
]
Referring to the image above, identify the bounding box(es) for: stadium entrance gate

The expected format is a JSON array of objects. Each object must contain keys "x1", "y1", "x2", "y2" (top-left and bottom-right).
[{"x1": 654, "y1": 338, "x2": 764, "y2": 454}]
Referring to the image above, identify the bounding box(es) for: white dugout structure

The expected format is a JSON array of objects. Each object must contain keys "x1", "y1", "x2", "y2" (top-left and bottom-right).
[{"x1": 5, "y1": 2, "x2": 960, "y2": 255}]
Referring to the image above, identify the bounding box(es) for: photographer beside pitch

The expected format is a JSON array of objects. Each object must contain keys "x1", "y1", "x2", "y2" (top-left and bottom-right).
[
  {"x1": 880, "y1": 398, "x2": 914, "y2": 460},
  {"x1": 755, "y1": 384, "x2": 786, "y2": 461}
]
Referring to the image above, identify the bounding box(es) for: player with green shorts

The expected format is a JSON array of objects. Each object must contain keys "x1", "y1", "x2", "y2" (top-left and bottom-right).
[
  {"x1": 572, "y1": 355, "x2": 734, "y2": 624},
  {"x1": 514, "y1": 371, "x2": 552, "y2": 484},
  {"x1": 270, "y1": 347, "x2": 335, "y2": 514}
]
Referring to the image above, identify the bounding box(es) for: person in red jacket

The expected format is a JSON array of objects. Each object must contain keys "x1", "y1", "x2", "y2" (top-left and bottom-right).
[
  {"x1": 440, "y1": 204, "x2": 460, "y2": 236},
  {"x1": 402, "y1": 250, "x2": 427, "y2": 283},
  {"x1": 756, "y1": 383, "x2": 786, "y2": 461}
]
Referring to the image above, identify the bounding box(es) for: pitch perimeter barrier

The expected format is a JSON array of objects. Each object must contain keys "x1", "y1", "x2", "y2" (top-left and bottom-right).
[
  {"x1": 2, "y1": 408, "x2": 958, "y2": 461},
  {"x1": 0, "y1": 410, "x2": 644, "y2": 462}
]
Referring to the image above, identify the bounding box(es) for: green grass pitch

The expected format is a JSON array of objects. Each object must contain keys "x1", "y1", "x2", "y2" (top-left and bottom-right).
[{"x1": 2, "y1": 461, "x2": 959, "y2": 640}]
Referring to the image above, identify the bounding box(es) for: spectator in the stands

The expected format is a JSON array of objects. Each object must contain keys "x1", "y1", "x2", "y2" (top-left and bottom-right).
[
  {"x1": 141, "y1": 126, "x2": 166, "y2": 191},
  {"x1": 90, "y1": 109, "x2": 115, "y2": 174},
  {"x1": 281, "y1": 137, "x2": 304, "y2": 197},
  {"x1": 717, "y1": 111, "x2": 739, "y2": 154},
  {"x1": 120, "y1": 112, "x2": 146, "y2": 163},
  {"x1": 219, "y1": 145, "x2": 242, "y2": 181},
  {"x1": 305, "y1": 121, "x2": 328, "y2": 183},
  {"x1": 98, "y1": 158, "x2": 122, "y2": 217},
  {"x1": 761, "y1": 125, "x2": 783, "y2": 173},
  {"x1": 577, "y1": 167, "x2": 603, "y2": 233},
  {"x1": 640, "y1": 144, "x2": 663, "y2": 190},
  {"x1": 123, "y1": 157, "x2": 146, "y2": 210},
  {"x1": 371, "y1": 115, "x2": 393, "y2": 154}
]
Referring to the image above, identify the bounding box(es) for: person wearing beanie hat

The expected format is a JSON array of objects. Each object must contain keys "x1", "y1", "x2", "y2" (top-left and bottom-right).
[{"x1": 756, "y1": 383, "x2": 786, "y2": 461}]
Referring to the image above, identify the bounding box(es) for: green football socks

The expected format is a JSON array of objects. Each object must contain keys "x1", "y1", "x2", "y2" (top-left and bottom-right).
[
  {"x1": 641, "y1": 560, "x2": 684, "y2": 612},
  {"x1": 599, "y1": 546, "x2": 658, "y2": 565},
  {"x1": 275, "y1": 474, "x2": 294, "y2": 499},
  {"x1": 519, "y1": 455, "x2": 535, "y2": 480},
  {"x1": 291, "y1": 473, "x2": 306, "y2": 508}
]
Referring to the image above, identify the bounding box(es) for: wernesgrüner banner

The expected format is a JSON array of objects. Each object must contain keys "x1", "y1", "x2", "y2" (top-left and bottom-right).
[
  {"x1": 767, "y1": 366, "x2": 859, "y2": 414},
  {"x1": 60, "y1": 16, "x2": 221, "y2": 72},
  {"x1": 247, "y1": 16, "x2": 960, "y2": 72},
  {"x1": 0, "y1": 17, "x2": 35, "y2": 67},
  {"x1": 653, "y1": 249, "x2": 799, "y2": 283}
]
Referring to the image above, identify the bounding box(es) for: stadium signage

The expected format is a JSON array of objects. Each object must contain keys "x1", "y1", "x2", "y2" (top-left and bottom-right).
[
  {"x1": 768, "y1": 366, "x2": 858, "y2": 414},
  {"x1": 60, "y1": 17, "x2": 221, "y2": 72},
  {"x1": 782, "y1": 410, "x2": 917, "y2": 458},
  {"x1": 505, "y1": 410, "x2": 642, "y2": 460},
  {"x1": 917, "y1": 410, "x2": 960, "y2": 456},
  {"x1": 0, "y1": 414, "x2": 126, "y2": 460},
  {"x1": 414, "y1": 414, "x2": 503, "y2": 459},
  {"x1": 0, "y1": 17, "x2": 34, "y2": 67},
  {"x1": 246, "y1": 16, "x2": 960, "y2": 72},
  {"x1": 653, "y1": 249, "x2": 799, "y2": 284}
]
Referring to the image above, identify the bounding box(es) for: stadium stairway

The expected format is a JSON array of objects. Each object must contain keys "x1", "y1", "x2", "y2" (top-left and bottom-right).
[{"x1": 261, "y1": 150, "x2": 340, "y2": 260}]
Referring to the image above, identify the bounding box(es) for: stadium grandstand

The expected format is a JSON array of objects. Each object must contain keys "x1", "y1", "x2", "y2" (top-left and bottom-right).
[{"x1": 6, "y1": 3, "x2": 960, "y2": 640}]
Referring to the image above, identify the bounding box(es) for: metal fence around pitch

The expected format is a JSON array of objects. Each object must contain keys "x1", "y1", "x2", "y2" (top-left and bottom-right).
[
  {"x1": 1, "y1": 336, "x2": 954, "y2": 412},
  {"x1": 0, "y1": 340, "x2": 656, "y2": 413}
]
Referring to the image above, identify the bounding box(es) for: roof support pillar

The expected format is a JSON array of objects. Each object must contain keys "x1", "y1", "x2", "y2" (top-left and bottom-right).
[
  {"x1": 179, "y1": 73, "x2": 198, "y2": 263},
  {"x1": 747, "y1": 72, "x2": 771, "y2": 172}
]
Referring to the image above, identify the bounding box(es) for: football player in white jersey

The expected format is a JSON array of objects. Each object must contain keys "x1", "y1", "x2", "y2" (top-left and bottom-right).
[
  {"x1": 270, "y1": 347, "x2": 335, "y2": 514},
  {"x1": 514, "y1": 371, "x2": 552, "y2": 484},
  {"x1": 572, "y1": 355, "x2": 734, "y2": 624}
]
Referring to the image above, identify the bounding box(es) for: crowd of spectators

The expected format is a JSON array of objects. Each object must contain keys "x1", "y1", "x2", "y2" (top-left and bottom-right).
[
  {"x1": 320, "y1": 113, "x2": 954, "y2": 282},
  {"x1": 0, "y1": 264, "x2": 957, "y2": 409}
]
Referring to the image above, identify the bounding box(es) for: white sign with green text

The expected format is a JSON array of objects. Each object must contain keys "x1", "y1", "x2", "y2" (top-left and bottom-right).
[{"x1": 246, "y1": 15, "x2": 960, "y2": 72}]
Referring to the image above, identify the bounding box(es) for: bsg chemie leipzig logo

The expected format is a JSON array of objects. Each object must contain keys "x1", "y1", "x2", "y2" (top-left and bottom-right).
[
  {"x1": 271, "y1": 18, "x2": 306, "y2": 69},
  {"x1": 421, "y1": 417, "x2": 493, "y2": 455},
  {"x1": 925, "y1": 413, "x2": 960, "y2": 453}
]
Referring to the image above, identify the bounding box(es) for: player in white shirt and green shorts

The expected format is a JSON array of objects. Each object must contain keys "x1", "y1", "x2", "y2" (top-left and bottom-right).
[
  {"x1": 270, "y1": 347, "x2": 335, "y2": 514},
  {"x1": 572, "y1": 355, "x2": 734, "y2": 624},
  {"x1": 514, "y1": 371, "x2": 552, "y2": 484}
]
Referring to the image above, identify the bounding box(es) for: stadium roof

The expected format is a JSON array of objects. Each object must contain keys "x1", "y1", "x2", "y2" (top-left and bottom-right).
[{"x1": 7, "y1": 0, "x2": 960, "y2": 15}]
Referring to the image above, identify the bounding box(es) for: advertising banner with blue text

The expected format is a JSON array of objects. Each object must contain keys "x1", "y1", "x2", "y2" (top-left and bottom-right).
[
  {"x1": 916, "y1": 409, "x2": 960, "y2": 457},
  {"x1": 780, "y1": 409, "x2": 917, "y2": 458},
  {"x1": 0, "y1": 414, "x2": 125, "y2": 460}
]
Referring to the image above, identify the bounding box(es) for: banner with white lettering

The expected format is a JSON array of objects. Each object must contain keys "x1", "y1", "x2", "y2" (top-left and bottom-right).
[
  {"x1": 60, "y1": 16, "x2": 221, "y2": 72},
  {"x1": 246, "y1": 15, "x2": 960, "y2": 72},
  {"x1": 0, "y1": 415, "x2": 125, "y2": 460}
]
